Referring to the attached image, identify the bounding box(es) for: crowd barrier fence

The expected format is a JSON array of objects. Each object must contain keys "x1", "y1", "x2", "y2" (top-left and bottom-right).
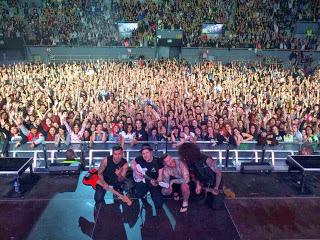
[{"x1": 5, "y1": 141, "x2": 320, "y2": 172}]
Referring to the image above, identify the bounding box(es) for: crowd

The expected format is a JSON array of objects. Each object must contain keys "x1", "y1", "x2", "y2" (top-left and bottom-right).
[
  {"x1": 0, "y1": 0, "x2": 319, "y2": 49},
  {"x1": 97, "y1": 0, "x2": 320, "y2": 49},
  {"x1": 225, "y1": 0, "x2": 320, "y2": 50},
  {"x1": 1, "y1": 0, "x2": 120, "y2": 46},
  {"x1": 29, "y1": 0, "x2": 122, "y2": 46},
  {"x1": 114, "y1": 0, "x2": 232, "y2": 47},
  {"x1": 0, "y1": 0, "x2": 24, "y2": 39},
  {"x1": 0, "y1": 60, "x2": 319, "y2": 150}
]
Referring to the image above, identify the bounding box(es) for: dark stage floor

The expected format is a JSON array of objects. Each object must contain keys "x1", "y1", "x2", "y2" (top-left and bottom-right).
[
  {"x1": 226, "y1": 197, "x2": 320, "y2": 239},
  {"x1": 1, "y1": 172, "x2": 320, "y2": 240}
]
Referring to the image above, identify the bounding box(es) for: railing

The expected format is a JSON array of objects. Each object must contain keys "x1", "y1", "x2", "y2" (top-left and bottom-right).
[
  {"x1": 5, "y1": 141, "x2": 320, "y2": 172},
  {"x1": 27, "y1": 46, "x2": 320, "y2": 52},
  {"x1": 49, "y1": 55, "x2": 119, "y2": 62},
  {"x1": 26, "y1": 46, "x2": 320, "y2": 64}
]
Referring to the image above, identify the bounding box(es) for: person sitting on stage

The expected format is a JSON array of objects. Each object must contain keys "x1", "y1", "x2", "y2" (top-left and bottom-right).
[
  {"x1": 158, "y1": 154, "x2": 190, "y2": 213},
  {"x1": 178, "y1": 143, "x2": 222, "y2": 207},
  {"x1": 131, "y1": 143, "x2": 163, "y2": 209},
  {"x1": 95, "y1": 145, "x2": 128, "y2": 205}
]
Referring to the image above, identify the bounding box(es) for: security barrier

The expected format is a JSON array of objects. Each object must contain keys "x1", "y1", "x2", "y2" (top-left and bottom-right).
[{"x1": 6, "y1": 141, "x2": 320, "y2": 172}]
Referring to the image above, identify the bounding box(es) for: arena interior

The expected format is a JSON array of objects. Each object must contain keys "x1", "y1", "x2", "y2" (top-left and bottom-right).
[{"x1": 0, "y1": 0, "x2": 320, "y2": 239}]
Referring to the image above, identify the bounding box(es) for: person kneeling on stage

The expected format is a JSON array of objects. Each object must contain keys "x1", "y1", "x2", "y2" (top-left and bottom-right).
[
  {"x1": 158, "y1": 154, "x2": 190, "y2": 213},
  {"x1": 131, "y1": 143, "x2": 163, "y2": 209},
  {"x1": 178, "y1": 143, "x2": 222, "y2": 208},
  {"x1": 95, "y1": 145, "x2": 128, "y2": 205}
]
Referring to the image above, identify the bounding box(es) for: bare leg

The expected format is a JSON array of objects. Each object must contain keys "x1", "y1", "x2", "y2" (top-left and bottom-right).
[{"x1": 180, "y1": 183, "x2": 190, "y2": 213}]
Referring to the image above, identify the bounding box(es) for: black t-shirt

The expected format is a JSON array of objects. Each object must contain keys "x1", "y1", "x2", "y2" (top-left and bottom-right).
[
  {"x1": 267, "y1": 134, "x2": 279, "y2": 146},
  {"x1": 272, "y1": 133, "x2": 283, "y2": 142},
  {"x1": 279, "y1": 130, "x2": 286, "y2": 139},
  {"x1": 217, "y1": 133, "x2": 237, "y2": 146},
  {"x1": 135, "y1": 129, "x2": 148, "y2": 141},
  {"x1": 190, "y1": 154, "x2": 216, "y2": 185},
  {"x1": 103, "y1": 156, "x2": 127, "y2": 185},
  {"x1": 172, "y1": 132, "x2": 180, "y2": 141},
  {"x1": 135, "y1": 155, "x2": 161, "y2": 180},
  {"x1": 204, "y1": 134, "x2": 216, "y2": 141}
]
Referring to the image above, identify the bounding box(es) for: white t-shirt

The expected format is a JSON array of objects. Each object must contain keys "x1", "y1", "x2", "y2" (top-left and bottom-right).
[
  {"x1": 120, "y1": 131, "x2": 136, "y2": 141},
  {"x1": 181, "y1": 132, "x2": 195, "y2": 141}
]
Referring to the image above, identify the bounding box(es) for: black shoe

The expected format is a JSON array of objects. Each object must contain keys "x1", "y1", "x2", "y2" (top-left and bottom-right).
[{"x1": 78, "y1": 216, "x2": 94, "y2": 236}]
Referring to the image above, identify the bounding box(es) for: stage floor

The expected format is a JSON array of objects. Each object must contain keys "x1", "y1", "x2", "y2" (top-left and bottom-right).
[
  {"x1": 225, "y1": 197, "x2": 320, "y2": 239},
  {"x1": 0, "y1": 172, "x2": 320, "y2": 240},
  {"x1": 0, "y1": 173, "x2": 238, "y2": 240}
]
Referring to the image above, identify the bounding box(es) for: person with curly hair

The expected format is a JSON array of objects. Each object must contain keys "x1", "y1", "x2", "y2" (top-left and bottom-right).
[{"x1": 178, "y1": 142, "x2": 222, "y2": 201}]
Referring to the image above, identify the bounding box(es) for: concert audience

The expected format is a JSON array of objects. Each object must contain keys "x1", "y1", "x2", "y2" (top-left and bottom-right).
[
  {"x1": 0, "y1": 60, "x2": 319, "y2": 150},
  {"x1": 0, "y1": 0, "x2": 319, "y2": 49}
]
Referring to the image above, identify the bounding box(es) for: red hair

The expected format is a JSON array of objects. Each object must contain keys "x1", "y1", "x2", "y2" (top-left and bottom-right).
[{"x1": 111, "y1": 123, "x2": 119, "y2": 135}]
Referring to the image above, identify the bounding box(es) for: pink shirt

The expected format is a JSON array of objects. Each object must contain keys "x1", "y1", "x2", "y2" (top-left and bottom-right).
[{"x1": 63, "y1": 120, "x2": 86, "y2": 142}]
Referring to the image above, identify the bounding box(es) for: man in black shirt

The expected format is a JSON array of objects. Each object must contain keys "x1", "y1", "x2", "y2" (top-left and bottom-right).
[
  {"x1": 95, "y1": 145, "x2": 128, "y2": 205},
  {"x1": 134, "y1": 119, "x2": 148, "y2": 141},
  {"x1": 271, "y1": 125, "x2": 283, "y2": 142},
  {"x1": 178, "y1": 143, "x2": 223, "y2": 208},
  {"x1": 131, "y1": 143, "x2": 163, "y2": 208}
]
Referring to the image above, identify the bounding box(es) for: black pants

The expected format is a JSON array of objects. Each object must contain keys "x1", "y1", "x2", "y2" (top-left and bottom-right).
[
  {"x1": 135, "y1": 182, "x2": 163, "y2": 209},
  {"x1": 200, "y1": 177, "x2": 224, "y2": 209},
  {"x1": 94, "y1": 181, "x2": 123, "y2": 205}
]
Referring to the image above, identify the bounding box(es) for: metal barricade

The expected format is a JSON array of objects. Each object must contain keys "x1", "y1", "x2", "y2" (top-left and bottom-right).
[{"x1": 6, "y1": 141, "x2": 319, "y2": 171}]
